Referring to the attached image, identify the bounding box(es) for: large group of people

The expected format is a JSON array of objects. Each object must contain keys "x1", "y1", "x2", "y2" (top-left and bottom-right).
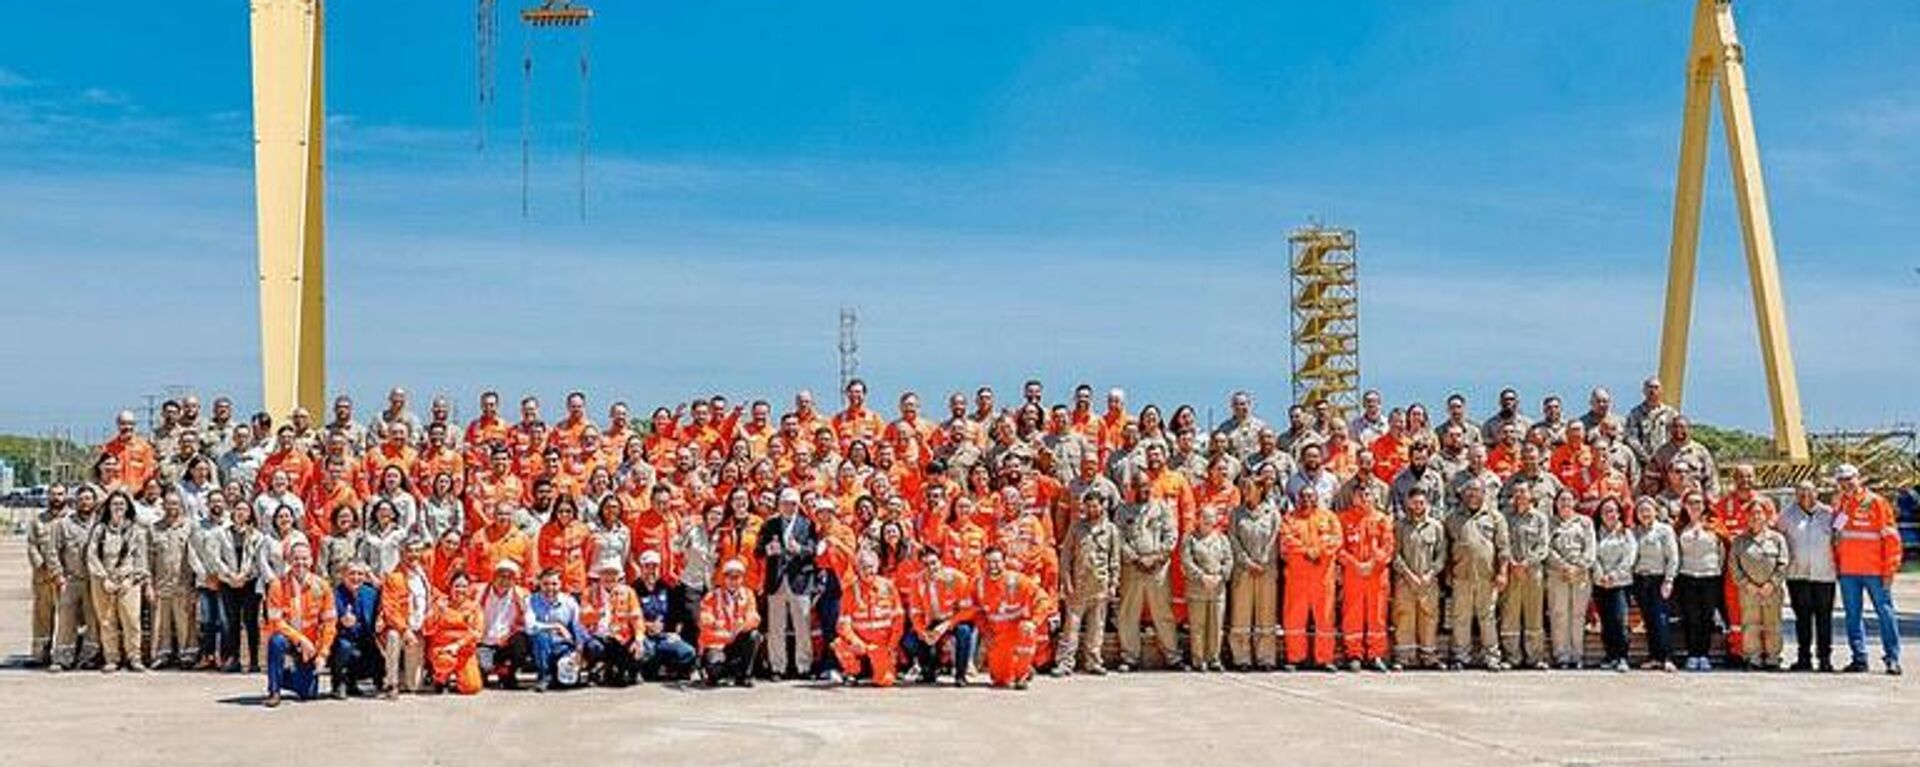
[{"x1": 21, "y1": 376, "x2": 1907, "y2": 707}]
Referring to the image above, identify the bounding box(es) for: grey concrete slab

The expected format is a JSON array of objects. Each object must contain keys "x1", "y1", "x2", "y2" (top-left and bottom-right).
[{"x1": 0, "y1": 538, "x2": 1914, "y2": 767}]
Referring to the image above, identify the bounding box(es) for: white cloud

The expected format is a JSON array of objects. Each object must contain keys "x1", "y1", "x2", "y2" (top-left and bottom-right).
[{"x1": 0, "y1": 67, "x2": 31, "y2": 88}]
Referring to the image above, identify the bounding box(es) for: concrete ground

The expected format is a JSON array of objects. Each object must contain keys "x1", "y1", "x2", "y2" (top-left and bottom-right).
[{"x1": 1, "y1": 537, "x2": 1916, "y2": 766}]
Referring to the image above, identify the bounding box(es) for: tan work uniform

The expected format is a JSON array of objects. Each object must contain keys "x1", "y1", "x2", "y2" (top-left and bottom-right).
[
  {"x1": 87, "y1": 521, "x2": 151, "y2": 667},
  {"x1": 1392, "y1": 513, "x2": 1447, "y2": 667},
  {"x1": 1056, "y1": 515, "x2": 1121, "y2": 673},
  {"x1": 1730, "y1": 529, "x2": 1791, "y2": 667},
  {"x1": 1214, "y1": 416, "x2": 1267, "y2": 461},
  {"x1": 1115, "y1": 498, "x2": 1179, "y2": 666},
  {"x1": 1544, "y1": 513, "x2": 1597, "y2": 666},
  {"x1": 1500, "y1": 504, "x2": 1551, "y2": 666},
  {"x1": 27, "y1": 508, "x2": 64, "y2": 664},
  {"x1": 1388, "y1": 466, "x2": 1446, "y2": 519},
  {"x1": 1181, "y1": 529, "x2": 1233, "y2": 666},
  {"x1": 148, "y1": 517, "x2": 197, "y2": 665},
  {"x1": 1446, "y1": 506, "x2": 1510, "y2": 666},
  {"x1": 1228, "y1": 499, "x2": 1282, "y2": 667},
  {"x1": 51, "y1": 511, "x2": 99, "y2": 667}
]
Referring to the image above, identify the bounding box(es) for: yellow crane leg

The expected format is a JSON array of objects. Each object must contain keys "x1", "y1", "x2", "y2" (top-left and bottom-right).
[
  {"x1": 1657, "y1": 0, "x2": 1809, "y2": 463},
  {"x1": 1657, "y1": 0, "x2": 1716, "y2": 410},
  {"x1": 1709, "y1": 0, "x2": 1808, "y2": 462},
  {"x1": 249, "y1": 0, "x2": 328, "y2": 419}
]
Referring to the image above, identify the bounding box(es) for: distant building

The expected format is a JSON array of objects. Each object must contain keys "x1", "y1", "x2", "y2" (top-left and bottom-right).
[{"x1": 0, "y1": 460, "x2": 14, "y2": 494}]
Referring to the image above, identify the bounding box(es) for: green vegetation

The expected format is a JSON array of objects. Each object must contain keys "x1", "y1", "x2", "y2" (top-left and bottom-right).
[
  {"x1": 0, "y1": 434, "x2": 91, "y2": 487},
  {"x1": 1690, "y1": 423, "x2": 1775, "y2": 461}
]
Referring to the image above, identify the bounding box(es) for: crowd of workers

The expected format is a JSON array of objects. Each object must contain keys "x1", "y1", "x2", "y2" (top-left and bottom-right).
[{"x1": 21, "y1": 377, "x2": 1906, "y2": 707}]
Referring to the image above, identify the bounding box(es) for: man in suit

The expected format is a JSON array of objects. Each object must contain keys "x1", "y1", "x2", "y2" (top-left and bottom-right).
[{"x1": 756, "y1": 488, "x2": 818, "y2": 679}]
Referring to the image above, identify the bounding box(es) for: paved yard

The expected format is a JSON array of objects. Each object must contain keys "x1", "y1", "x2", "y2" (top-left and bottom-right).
[{"x1": 0, "y1": 537, "x2": 1914, "y2": 766}]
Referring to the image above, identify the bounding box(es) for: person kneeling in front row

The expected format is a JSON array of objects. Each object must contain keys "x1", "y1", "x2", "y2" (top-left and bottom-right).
[
  {"x1": 264, "y1": 542, "x2": 336, "y2": 708},
  {"x1": 699, "y1": 558, "x2": 762, "y2": 688},
  {"x1": 525, "y1": 568, "x2": 589, "y2": 692},
  {"x1": 631, "y1": 551, "x2": 699, "y2": 682}
]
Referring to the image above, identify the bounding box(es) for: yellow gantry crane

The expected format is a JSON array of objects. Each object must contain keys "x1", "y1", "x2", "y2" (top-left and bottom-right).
[
  {"x1": 1658, "y1": 0, "x2": 1809, "y2": 462},
  {"x1": 248, "y1": 0, "x2": 593, "y2": 418},
  {"x1": 249, "y1": 0, "x2": 1811, "y2": 464},
  {"x1": 249, "y1": 0, "x2": 328, "y2": 419}
]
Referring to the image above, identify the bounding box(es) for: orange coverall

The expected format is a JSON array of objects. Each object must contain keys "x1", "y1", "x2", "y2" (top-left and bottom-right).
[
  {"x1": 425, "y1": 594, "x2": 484, "y2": 694},
  {"x1": 1281, "y1": 507, "x2": 1344, "y2": 665},
  {"x1": 972, "y1": 571, "x2": 1053, "y2": 687},
  {"x1": 833, "y1": 574, "x2": 906, "y2": 686},
  {"x1": 1336, "y1": 503, "x2": 1396, "y2": 662}
]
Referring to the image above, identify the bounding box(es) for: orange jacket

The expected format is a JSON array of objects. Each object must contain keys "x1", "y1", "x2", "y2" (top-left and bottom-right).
[
  {"x1": 413, "y1": 446, "x2": 467, "y2": 495},
  {"x1": 1369, "y1": 433, "x2": 1409, "y2": 484},
  {"x1": 464, "y1": 472, "x2": 526, "y2": 532},
  {"x1": 970, "y1": 570, "x2": 1051, "y2": 629},
  {"x1": 1548, "y1": 443, "x2": 1591, "y2": 489},
  {"x1": 266, "y1": 571, "x2": 338, "y2": 653},
  {"x1": 884, "y1": 417, "x2": 936, "y2": 469},
  {"x1": 303, "y1": 477, "x2": 359, "y2": 539},
  {"x1": 1486, "y1": 444, "x2": 1522, "y2": 479},
  {"x1": 1196, "y1": 481, "x2": 1241, "y2": 531},
  {"x1": 258, "y1": 448, "x2": 317, "y2": 493},
  {"x1": 1281, "y1": 509, "x2": 1344, "y2": 565},
  {"x1": 698, "y1": 585, "x2": 761, "y2": 650},
  {"x1": 423, "y1": 593, "x2": 481, "y2": 656},
  {"x1": 379, "y1": 564, "x2": 437, "y2": 634},
  {"x1": 1712, "y1": 493, "x2": 1763, "y2": 540},
  {"x1": 939, "y1": 522, "x2": 989, "y2": 579},
  {"x1": 581, "y1": 582, "x2": 643, "y2": 644},
  {"x1": 818, "y1": 522, "x2": 859, "y2": 584},
  {"x1": 426, "y1": 546, "x2": 465, "y2": 594},
  {"x1": 100, "y1": 435, "x2": 159, "y2": 489},
  {"x1": 536, "y1": 520, "x2": 592, "y2": 594},
  {"x1": 466, "y1": 524, "x2": 534, "y2": 587},
  {"x1": 838, "y1": 573, "x2": 905, "y2": 644},
  {"x1": 1835, "y1": 490, "x2": 1903, "y2": 579},
  {"x1": 1144, "y1": 469, "x2": 1197, "y2": 535},
  {"x1": 464, "y1": 416, "x2": 510, "y2": 458},
  {"x1": 904, "y1": 564, "x2": 975, "y2": 635},
  {"x1": 1324, "y1": 439, "x2": 1360, "y2": 481},
  {"x1": 832, "y1": 407, "x2": 886, "y2": 449},
  {"x1": 363, "y1": 443, "x2": 419, "y2": 491},
  {"x1": 627, "y1": 508, "x2": 680, "y2": 582},
  {"x1": 1336, "y1": 507, "x2": 1395, "y2": 575}
]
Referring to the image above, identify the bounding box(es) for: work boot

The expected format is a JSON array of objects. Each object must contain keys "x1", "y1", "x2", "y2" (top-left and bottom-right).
[
  {"x1": 1789, "y1": 658, "x2": 1813, "y2": 672},
  {"x1": 1843, "y1": 660, "x2": 1870, "y2": 674},
  {"x1": 1887, "y1": 662, "x2": 1904, "y2": 677},
  {"x1": 1818, "y1": 660, "x2": 1835, "y2": 673},
  {"x1": 264, "y1": 693, "x2": 282, "y2": 709}
]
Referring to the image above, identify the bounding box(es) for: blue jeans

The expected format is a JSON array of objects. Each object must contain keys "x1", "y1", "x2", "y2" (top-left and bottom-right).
[
  {"x1": 902, "y1": 623, "x2": 978, "y2": 680},
  {"x1": 529, "y1": 630, "x2": 577, "y2": 682},
  {"x1": 196, "y1": 588, "x2": 226, "y2": 662},
  {"x1": 1633, "y1": 575, "x2": 1673, "y2": 663},
  {"x1": 812, "y1": 575, "x2": 843, "y2": 674},
  {"x1": 1839, "y1": 575, "x2": 1901, "y2": 664},
  {"x1": 266, "y1": 634, "x2": 320, "y2": 699},
  {"x1": 640, "y1": 633, "x2": 697, "y2": 678},
  {"x1": 1596, "y1": 586, "x2": 1631, "y2": 663}
]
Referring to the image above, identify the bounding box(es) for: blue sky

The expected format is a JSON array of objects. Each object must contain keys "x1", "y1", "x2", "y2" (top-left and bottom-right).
[{"x1": 2, "y1": 1, "x2": 1916, "y2": 440}]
